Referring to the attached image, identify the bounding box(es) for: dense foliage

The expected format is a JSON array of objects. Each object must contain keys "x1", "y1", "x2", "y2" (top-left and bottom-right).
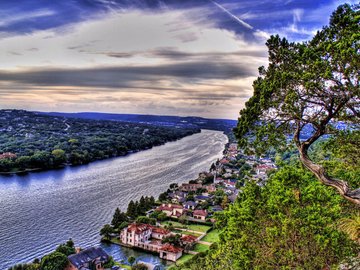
[
  {"x1": 0, "y1": 110, "x2": 199, "y2": 173},
  {"x1": 100, "y1": 195, "x2": 156, "y2": 240},
  {"x1": 126, "y1": 196, "x2": 156, "y2": 220},
  {"x1": 235, "y1": 4, "x2": 360, "y2": 204},
  {"x1": 179, "y1": 166, "x2": 358, "y2": 270},
  {"x1": 39, "y1": 252, "x2": 68, "y2": 270}
]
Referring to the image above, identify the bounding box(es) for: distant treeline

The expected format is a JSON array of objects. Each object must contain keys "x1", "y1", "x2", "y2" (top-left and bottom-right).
[{"x1": 0, "y1": 110, "x2": 200, "y2": 173}]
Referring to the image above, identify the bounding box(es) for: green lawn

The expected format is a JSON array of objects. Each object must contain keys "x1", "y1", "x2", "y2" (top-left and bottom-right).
[
  {"x1": 187, "y1": 224, "x2": 211, "y2": 233},
  {"x1": 201, "y1": 229, "x2": 220, "y2": 243},
  {"x1": 161, "y1": 221, "x2": 211, "y2": 233},
  {"x1": 194, "y1": 243, "x2": 210, "y2": 253},
  {"x1": 161, "y1": 220, "x2": 184, "y2": 228},
  {"x1": 110, "y1": 236, "x2": 121, "y2": 245},
  {"x1": 180, "y1": 230, "x2": 202, "y2": 237},
  {"x1": 115, "y1": 262, "x2": 131, "y2": 269}
]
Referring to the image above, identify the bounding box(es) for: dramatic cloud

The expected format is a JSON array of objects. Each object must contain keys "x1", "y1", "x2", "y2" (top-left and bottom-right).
[{"x1": 0, "y1": 0, "x2": 354, "y2": 118}]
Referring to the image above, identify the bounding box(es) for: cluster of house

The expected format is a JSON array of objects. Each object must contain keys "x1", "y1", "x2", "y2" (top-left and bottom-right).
[
  {"x1": 156, "y1": 203, "x2": 209, "y2": 221},
  {"x1": 117, "y1": 142, "x2": 277, "y2": 264},
  {"x1": 120, "y1": 223, "x2": 197, "y2": 262}
]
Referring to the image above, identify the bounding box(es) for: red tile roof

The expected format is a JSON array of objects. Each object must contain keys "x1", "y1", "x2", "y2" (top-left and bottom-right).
[
  {"x1": 128, "y1": 223, "x2": 152, "y2": 234},
  {"x1": 181, "y1": 235, "x2": 197, "y2": 243},
  {"x1": 193, "y1": 210, "x2": 207, "y2": 216},
  {"x1": 160, "y1": 244, "x2": 183, "y2": 253},
  {"x1": 152, "y1": 227, "x2": 171, "y2": 235},
  {"x1": 157, "y1": 206, "x2": 173, "y2": 211},
  {"x1": 219, "y1": 158, "x2": 229, "y2": 164}
]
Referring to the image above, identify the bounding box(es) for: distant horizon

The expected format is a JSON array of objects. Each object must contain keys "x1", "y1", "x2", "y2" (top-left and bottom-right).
[{"x1": 1, "y1": 108, "x2": 238, "y2": 121}]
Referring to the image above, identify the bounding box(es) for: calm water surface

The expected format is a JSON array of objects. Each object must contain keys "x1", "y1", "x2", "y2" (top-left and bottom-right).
[{"x1": 0, "y1": 130, "x2": 227, "y2": 269}]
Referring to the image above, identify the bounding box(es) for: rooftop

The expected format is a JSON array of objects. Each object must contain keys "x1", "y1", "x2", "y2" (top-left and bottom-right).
[
  {"x1": 160, "y1": 243, "x2": 183, "y2": 253},
  {"x1": 193, "y1": 210, "x2": 207, "y2": 216},
  {"x1": 68, "y1": 247, "x2": 109, "y2": 268}
]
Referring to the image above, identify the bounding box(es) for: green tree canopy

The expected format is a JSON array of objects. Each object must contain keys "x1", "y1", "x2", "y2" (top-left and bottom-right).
[
  {"x1": 40, "y1": 252, "x2": 68, "y2": 270},
  {"x1": 100, "y1": 224, "x2": 113, "y2": 241},
  {"x1": 235, "y1": 4, "x2": 360, "y2": 205},
  {"x1": 111, "y1": 207, "x2": 128, "y2": 228}
]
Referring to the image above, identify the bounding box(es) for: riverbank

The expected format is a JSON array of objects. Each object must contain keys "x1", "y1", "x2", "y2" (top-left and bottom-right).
[
  {"x1": 0, "y1": 109, "x2": 202, "y2": 175},
  {"x1": 0, "y1": 130, "x2": 201, "y2": 175}
]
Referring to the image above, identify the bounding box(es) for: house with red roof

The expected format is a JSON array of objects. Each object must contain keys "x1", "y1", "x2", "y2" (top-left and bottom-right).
[
  {"x1": 151, "y1": 227, "x2": 172, "y2": 240},
  {"x1": 120, "y1": 223, "x2": 152, "y2": 247},
  {"x1": 0, "y1": 152, "x2": 17, "y2": 159},
  {"x1": 157, "y1": 203, "x2": 185, "y2": 217},
  {"x1": 119, "y1": 223, "x2": 188, "y2": 261},
  {"x1": 159, "y1": 244, "x2": 183, "y2": 262},
  {"x1": 205, "y1": 184, "x2": 216, "y2": 193},
  {"x1": 219, "y1": 158, "x2": 230, "y2": 165},
  {"x1": 193, "y1": 210, "x2": 208, "y2": 221},
  {"x1": 180, "y1": 235, "x2": 197, "y2": 250}
]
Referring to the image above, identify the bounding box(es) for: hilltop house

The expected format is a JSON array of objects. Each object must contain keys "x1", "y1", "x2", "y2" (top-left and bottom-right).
[{"x1": 66, "y1": 247, "x2": 110, "y2": 270}]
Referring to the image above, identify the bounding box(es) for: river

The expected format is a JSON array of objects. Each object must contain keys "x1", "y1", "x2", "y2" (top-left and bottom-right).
[{"x1": 0, "y1": 129, "x2": 227, "y2": 269}]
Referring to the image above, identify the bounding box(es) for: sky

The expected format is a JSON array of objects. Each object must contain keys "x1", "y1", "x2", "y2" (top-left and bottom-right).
[{"x1": 0, "y1": 0, "x2": 356, "y2": 119}]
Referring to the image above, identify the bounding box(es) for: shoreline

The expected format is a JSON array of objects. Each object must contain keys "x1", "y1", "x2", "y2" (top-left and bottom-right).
[{"x1": 0, "y1": 130, "x2": 203, "y2": 176}]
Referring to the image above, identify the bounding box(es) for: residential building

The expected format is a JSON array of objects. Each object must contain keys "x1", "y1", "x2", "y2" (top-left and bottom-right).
[
  {"x1": 204, "y1": 184, "x2": 216, "y2": 193},
  {"x1": 183, "y1": 201, "x2": 197, "y2": 210},
  {"x1": 66, "y1": 247, "x2": 109, "y2": 270},
  {"x1": 157, "y1": 204, "x2": 184, "y2": 217},
  {"x1": 179, "y1": 183, "x2": 202, "y2": 192},
  {"x1": 0, "y1": 152, "x2": 17, "y2": 159},
  {"x1": 159, "y1": 244, "x2": 183, "y2": 262},
  {"x1": 193, "y1": 210, "x2": 208, "y2": 221},
  {"x1": 120, "y1": 223, "x2": 152, "y2": 246}
]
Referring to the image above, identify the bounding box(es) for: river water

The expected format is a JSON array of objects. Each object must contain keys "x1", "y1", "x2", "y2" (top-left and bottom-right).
[{"x1": 0, "y1": 129, "x2": 227, "y2": 269}]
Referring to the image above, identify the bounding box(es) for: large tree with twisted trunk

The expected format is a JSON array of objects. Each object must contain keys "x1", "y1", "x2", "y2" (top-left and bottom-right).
[{"x1": 235, "y1": 4, "x2": 360, "y2": 205}]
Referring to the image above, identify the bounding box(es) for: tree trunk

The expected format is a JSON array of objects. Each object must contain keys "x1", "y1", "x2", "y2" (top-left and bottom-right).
[{"x1": 298, "y1": 147, "x2": 360, "y2": 206}]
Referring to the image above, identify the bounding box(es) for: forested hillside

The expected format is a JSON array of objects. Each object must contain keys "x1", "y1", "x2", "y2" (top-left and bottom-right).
[{"x1": 0, "y1": 110, "x2": 200, "y2": 173}]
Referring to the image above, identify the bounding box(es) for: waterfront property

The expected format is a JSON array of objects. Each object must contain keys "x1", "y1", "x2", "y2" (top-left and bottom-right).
[
  {"x1": 119, "y1": 223, "x2": 183, "y2": 261},
  {"x1": 66, "y1": 247, "x2": 110, "y2": 270},
  {"x1": 179, "y1": 183, "x2": 202, "y2": 192},
  {"x1": 159, "y1": 244, "x2": 183, "y2": 262}
]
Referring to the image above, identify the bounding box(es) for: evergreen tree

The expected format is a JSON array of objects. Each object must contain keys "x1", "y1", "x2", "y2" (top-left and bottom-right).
[
  {"x1": 139, "y1": 196, "x2": 146, "y2": 215},
  {"x1": 127, "y1": 200, "x2": 136, "y2": 219},
  {"x1": 111, "y1": 207, "x2": 128, "y2": 228}
]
